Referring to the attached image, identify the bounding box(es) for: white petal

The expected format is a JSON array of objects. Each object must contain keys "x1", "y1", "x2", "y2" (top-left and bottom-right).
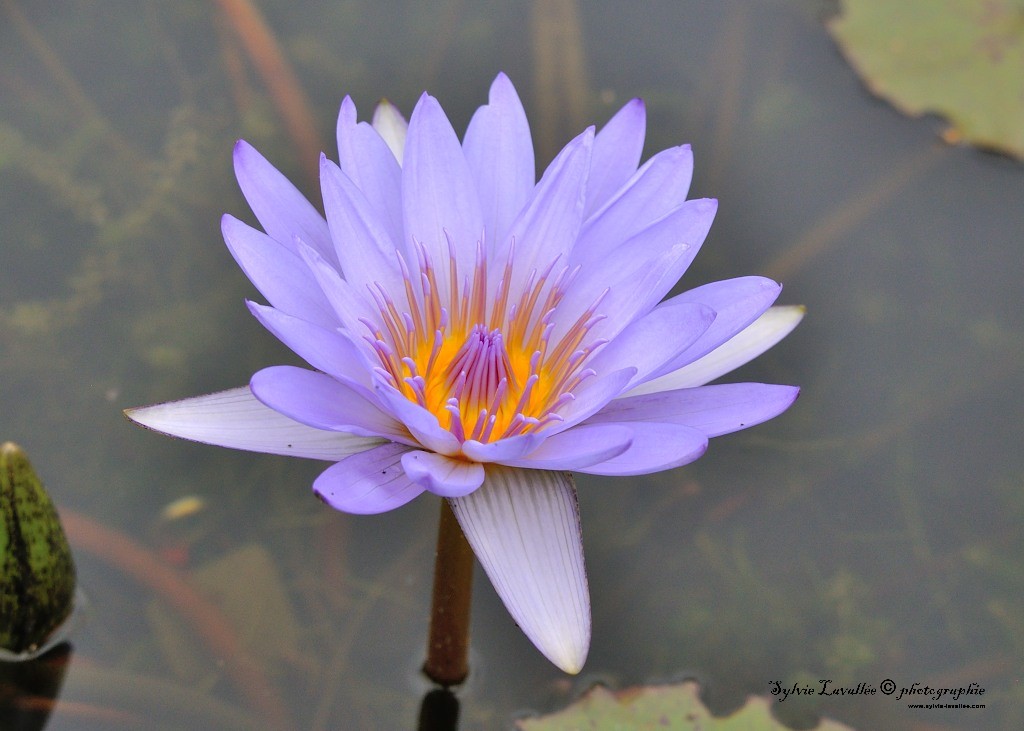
[
  {"x1": 125, "y1": 387, "x2": 384, "y2": 460},
  {"x1": 449, "y1": 466, "x2": 589, "y2": 674},
  {"x1": 371, "y1": 99, "x2": 408, "y2": 164},
  {"x1": 626, "y1": 305, "x2": 805, "y2": 394}
]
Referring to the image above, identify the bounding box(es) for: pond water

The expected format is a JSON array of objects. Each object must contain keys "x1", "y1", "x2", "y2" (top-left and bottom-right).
[{"x1": 1, "y1": 0, "x2": 1022, "y2": 729}]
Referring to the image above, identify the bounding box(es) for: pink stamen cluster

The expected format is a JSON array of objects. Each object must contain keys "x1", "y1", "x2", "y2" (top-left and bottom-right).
[{"x1": 362, "y1": 237, "x2": 609, "y2": 443}]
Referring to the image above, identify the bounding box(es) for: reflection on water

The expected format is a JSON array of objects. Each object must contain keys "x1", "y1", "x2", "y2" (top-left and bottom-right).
[
  {"x1": 1, "y1": 0, "x2": 1022, "y2": 729},
  {"x1": 418, "y1": 688, "x2": 459, "y2": 731},
  {"x1": 0, "y1": 643, "x2": 72, "y2": 731}
]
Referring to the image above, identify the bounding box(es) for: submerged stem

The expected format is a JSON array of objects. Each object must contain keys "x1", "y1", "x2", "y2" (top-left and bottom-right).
[{"x1": 423, "y1": 500, "x2": 474, "y2": 686}]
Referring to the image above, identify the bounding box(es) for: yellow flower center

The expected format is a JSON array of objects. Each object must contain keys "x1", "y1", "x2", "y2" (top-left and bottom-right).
[{"x1": 364, "y1": 241, "x2": 605, "y2": 442}]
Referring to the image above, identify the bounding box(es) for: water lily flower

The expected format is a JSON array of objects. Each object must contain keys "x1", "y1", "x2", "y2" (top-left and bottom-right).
[{"x1": 127, "y1": 73, "x2": 801, "y2": 674}]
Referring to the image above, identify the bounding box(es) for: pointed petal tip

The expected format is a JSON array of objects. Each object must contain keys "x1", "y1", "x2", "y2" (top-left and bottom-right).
[
  {"x1": 486, "y1": 72, "x2": 526, "y2": 112},
  {"x1": 537, "y1": 624, "x2": 590, "y2": 674},
  {"x1": 776, "y1": 303, "x2": 807, "y2": 323},
  {"x1": 413, "y1": 90, "x2": 435, "y2": 110},
  {"x1": 122, "y1": 405, "x2": 143, "y2": 423},
  {"x1": 123, "y1": 401, "x2": 178, "y2": 432},
  {"x1": 619, "y1": 96, "x2": 646, "y2": 117},
  {"x1": 407, "y1": 92, "x2": 453, "y2": 134},
  {"x1": 555, "y1": 649, "x2": 588, "y2": 675},
  {"x1": 558, "y1": 125, "x2": 596, "y2": 154},
  {"x1": 232, "y1": 139, "x2": 264, "y2": 171},
  {"x1": 491, "y1": 71, "x2": 514, "y2": 90},
  {"x1": 373, "y1": 97, "x2": 403, "y2": 117},
  {"x1": 687, "y1": 197, "x2": 719, "y2": 229}
]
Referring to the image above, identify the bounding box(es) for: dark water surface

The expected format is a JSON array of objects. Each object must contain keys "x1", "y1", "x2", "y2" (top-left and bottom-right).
[{"x1": 2, "y1": 1, "x2": 1022, "y2": 729}]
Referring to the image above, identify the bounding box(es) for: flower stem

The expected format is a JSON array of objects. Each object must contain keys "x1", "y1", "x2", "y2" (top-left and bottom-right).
[{"x1": 423, "y1": 499, "x2": 474, "y2": 686}]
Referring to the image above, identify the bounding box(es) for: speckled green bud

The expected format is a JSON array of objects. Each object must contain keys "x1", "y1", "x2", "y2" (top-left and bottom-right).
[{"x1": 0, "y1": 442, "x2": 76, "y2": 656}]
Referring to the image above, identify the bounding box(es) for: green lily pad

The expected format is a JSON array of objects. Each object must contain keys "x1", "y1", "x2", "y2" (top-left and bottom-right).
[
  {"x1": 515, "y1": 681, "x2": 856, "y2": 731},
  {"x1": 828, "y1": 0, "x2": 1024, "y2": 159}
]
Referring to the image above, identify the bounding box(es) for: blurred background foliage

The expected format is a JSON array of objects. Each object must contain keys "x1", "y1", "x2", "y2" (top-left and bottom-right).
[{"x1": 1, "y1": 0, "x2": 1022, "y2": 729}]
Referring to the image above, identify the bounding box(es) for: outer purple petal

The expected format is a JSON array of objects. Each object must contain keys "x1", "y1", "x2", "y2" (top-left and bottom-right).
[
  {"x1": 641, "y1": 276, "x2": 782, "y2": 383},
  {"x1": 586, "y1": 301, "x2": 715, "y2": 390},
  {"x1": 222, "y1": 215, "x2": 337, "y2": 328},
  {"x1": 555, "y1": 198, "x2": 718, "y2": 344},
  {"x1": 629, "y1": 305, "x2": 805, "y2": 394},
  {"x1": 232, "y1": 140, "x2": 334, "y2": 263},
  {"x1": 460, "y1": 433, "x2": 547, "y2": 463},
  {"x1": 246, "y1": 302, "x2": 374, "y2": 389},
  {"x1": 575, "y1": 144, "x2": 694, "y2": 263},
  {"x1": 401, "y1": 450, "x2": 485, "y2": 497},
  {"x1": 296, "y1": 241, "x2": 380, "y2": 337},
  {"x1": 314, "y1": 442, "x2": 424, "y2": 514},
  {"x1": 575, "y1": 422, "x2": 708, "y2": 476},
  {"x1": 548, "y1": 367, "x2": 637, "y2": 435},
  {"x1": 373, "y1": 381, "x2": 462, "y2": 456},
  {"x1": 500, "y1": 423, "x2": 633, "y2": 470},
  {"x1": 450, "y1": 466, "x2": 589, "y2": 673},
  {"x1": 125, "y1": 387, "x2": 384, "y2": 460},
  {"x1": 250, "y1": 366, "x2": 411, "y2": 442},
  {"x1": 584, "y1": 98, "x2": 646, "y2": 217},
  {"x1": 320, "y1": 156, "x2": 404, "y2": 295},
  {"x1": 591, "y1": 383, "x2": 800, "y2": 437},
  {"x1": 402, "y1": 93, "x2": 483, "y2": 301},
  {"x1": 499, "y1": 128, "x2": 593, "y2": 298},
  {"x1": 335, "y1": 96, "x2": 404, "y2": 247},
  {"x1": 463, "y1": 73, "x2": 535, "y2": 250}
]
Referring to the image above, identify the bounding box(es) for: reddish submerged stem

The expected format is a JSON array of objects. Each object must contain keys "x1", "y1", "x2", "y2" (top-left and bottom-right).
[
  {"x1": 422, "y1": 500, "x2": 474, "y2": 686},
  {"x1": 213, "y1": 0, "x2": 323, "y2": 188},
  {"x1": 61, "y1": 510, "x2": 293, "y2": 730}
]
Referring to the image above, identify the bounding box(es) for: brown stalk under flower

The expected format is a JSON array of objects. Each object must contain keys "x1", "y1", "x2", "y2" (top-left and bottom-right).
[{"x1": 422, "y1": 500, "x2": 474, "y2": 686}]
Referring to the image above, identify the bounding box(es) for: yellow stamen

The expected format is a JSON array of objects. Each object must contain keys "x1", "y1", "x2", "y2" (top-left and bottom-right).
[{"x1": 364, "y1": 241, "x2": 604, "y2": 443}]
